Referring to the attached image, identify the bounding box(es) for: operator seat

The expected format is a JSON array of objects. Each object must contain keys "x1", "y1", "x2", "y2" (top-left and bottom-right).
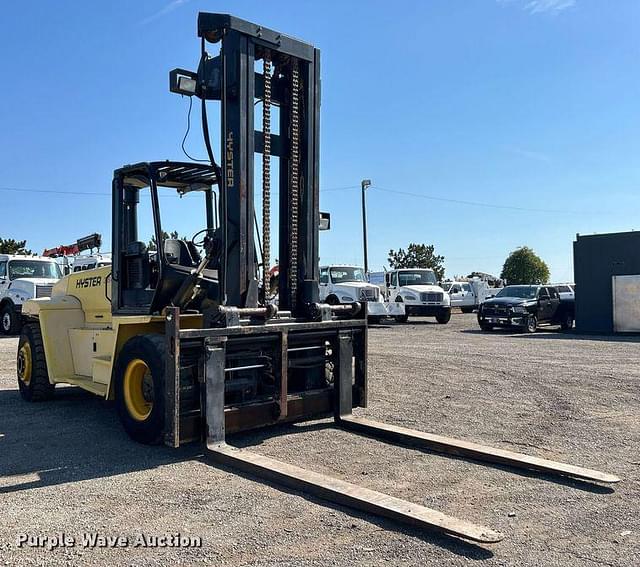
[{"x1": 164, "y1": 239, "x2": 201, "y2": 267}]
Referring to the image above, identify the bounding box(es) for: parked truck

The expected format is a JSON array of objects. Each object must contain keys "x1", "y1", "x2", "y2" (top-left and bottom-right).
[
  {"x1": 443, "y1": 278, "x2": 501, "y2": 313},
  {"x1": 319, "y1": 265, "x2": 404, "y2": 322},
  {"x1": 383, "y1": 268, "x2": 451, "y2": 323},
  {"x1": 0, "y1": 255, "x2": 62, "y2": 334},
  {"x1": 477, "y1": 284, "x2": 575, "y2": 333}
]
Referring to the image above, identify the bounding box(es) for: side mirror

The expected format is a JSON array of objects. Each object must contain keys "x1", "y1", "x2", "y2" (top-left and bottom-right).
[{"x1": 319, "y1": 212, "x2": 331, "y2": 231}]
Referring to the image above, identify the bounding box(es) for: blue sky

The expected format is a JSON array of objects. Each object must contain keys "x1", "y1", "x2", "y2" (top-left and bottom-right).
[{"x1": 1, "y1": 0, "x2": 638, "y2": 281}]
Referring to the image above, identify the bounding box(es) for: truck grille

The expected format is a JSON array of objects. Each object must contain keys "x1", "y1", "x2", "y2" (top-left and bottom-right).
[
  {"x1": 482, "y1": 305, "x2": 509, "y2": 316},
  {"x1": 359, "y1": 288, "x2": 380, "y2": 302},
  {"x1": 420, "y1": 292, "x2": 443, "y2": 302},
  {"x1": 36, "y1": 285, "x2": 53, "y2": 298}
]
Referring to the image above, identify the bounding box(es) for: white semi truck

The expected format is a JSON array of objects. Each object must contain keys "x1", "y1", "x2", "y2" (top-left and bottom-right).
[
  {"x1": 0, "y1": 255, "x2": 63, "y2": 334},
  {"x1": 383, "y1": 268, "x2": 451, "y2": 323},
  {"x1": 319, "y1": 265, "x2": 404, "y2": 323}
]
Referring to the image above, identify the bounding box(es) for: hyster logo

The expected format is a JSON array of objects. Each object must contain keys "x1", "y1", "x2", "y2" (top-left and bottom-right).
[
  {"x1": 76, "y1": 276, "x2": 102, "y2": 289},
  {"x1": 226, "y1": 131, "x2": 234, "y2": 187}
]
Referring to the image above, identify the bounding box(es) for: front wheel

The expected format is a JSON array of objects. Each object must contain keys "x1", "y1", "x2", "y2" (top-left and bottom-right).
[
  {"x1": 368, "y1": 316, "x2": 382, "y2": 325},
  {"x1": 525, "y1": 315, "x2": 538, "y2": 333},
  {"x1": 479, "y1": 322, "x2": 493, "y2": 332},
  {"x1": 460, "y1": 307, "x2": 474, "y2": 314},
  {"x1": 1, "y1": 304, "x2": 22, "y2": 335},
  {"x1": 395, "y1": 314, "x2": 409, "y2": 323},
  {"x1": 436, "y1": 309, "x2": 451, "y2": 324},
  {"x1": 114, "y1": 334, "x2": 167, "y2": 445},
  {"x1": 18, "y1": 322, "x2": 55, "y2": 402}
]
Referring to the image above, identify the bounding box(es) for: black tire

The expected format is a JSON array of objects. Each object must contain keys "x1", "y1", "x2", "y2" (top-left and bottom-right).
[
  {"x1": 395, "y1": 314, "x2": 409, "y2": 323},
  {"x1": 560, "y1": 312, "x2": 574, "y2": 331},
  {"x1": 1, "y1": 303, "x2": 22, "y2": 335},
  {"x1": 525, "y1": 315, "x2": 538, "y2": 333},
  {"x1": 479, "y1": 322, "x2": 493, "y2": 332},
  {"x1": 436, "y1": 309, "x2": 451, "y2": 324},
  {"x1": 114, "y1": 334, "x2": 167, "y2": 445},
  {"x1": 18, "y1": 322, "x2": 55, "y2": 402},
  {"x1": 368, "y1": 316, "x2": 382, "y2": 325},
  {"x1": 460, "y1": 307, "x2": 474, "y2": 314},
  {"x1": 325, "y1": 295, "x2": 340, "y2": 306}
]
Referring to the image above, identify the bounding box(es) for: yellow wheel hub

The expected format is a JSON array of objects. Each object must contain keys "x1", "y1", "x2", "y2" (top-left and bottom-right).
[
  {"x1": 123, "y1": 359, "x2": 154, "y2": 421},
  {"x1": 17, "y1": 342, "x2": 32, "y2": 385}
]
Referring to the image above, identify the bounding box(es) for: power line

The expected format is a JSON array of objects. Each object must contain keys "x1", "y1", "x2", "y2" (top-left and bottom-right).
[
  {"x1": 0, "y1": 183, "x2": 609, "y2": 216},
  {"x1": 0, "y1": 186, "x2": 110, "y2": 196},
  {"x1": 371, "y1": 185, "x2": 602, "y2": 215}
]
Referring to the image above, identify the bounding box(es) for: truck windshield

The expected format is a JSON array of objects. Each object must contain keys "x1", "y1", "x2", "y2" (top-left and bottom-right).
[
  {"x1": 496, "y1": 286, "x2": 537, "y2": 299},
  {"x1": 330, "y1": 267, "x2": 365, "y2": 283},
  {"x1": 398, "y1": 270, "x2": 436, "y2": 286},
  {"x1": 9, "y1": 260, "x2": 62, "y2": 280}
]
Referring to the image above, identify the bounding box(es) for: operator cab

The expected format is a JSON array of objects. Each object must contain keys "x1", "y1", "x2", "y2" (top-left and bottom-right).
[{"x1": 112, "y1": 161, "x2": 220, "y2": 315}]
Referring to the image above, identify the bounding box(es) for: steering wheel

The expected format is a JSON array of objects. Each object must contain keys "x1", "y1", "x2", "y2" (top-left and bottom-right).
[{"x1": 191, "y1": 228, "x2": 211, "y2": 247}]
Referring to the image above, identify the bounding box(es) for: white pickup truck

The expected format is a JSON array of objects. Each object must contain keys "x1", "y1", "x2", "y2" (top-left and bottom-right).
[
  {"x1": 442, "y1": 279, "x2": 501, "y2": 313},
  {"x1": 383, "y1": 268, "x2": 451, "y2": 323},
  {"x1": 319, "y1": 265, "x2": 404, "y2": 322},
  {"x1": 0, "y1": 255, "x2": 62, "y2": 334}
]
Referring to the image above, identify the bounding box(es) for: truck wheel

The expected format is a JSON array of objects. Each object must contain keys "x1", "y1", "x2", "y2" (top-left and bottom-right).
[
  {"x1": 460, "y1": 307, "x2": 474, "y2": 314},
  {"x1": 368, "y1": 316, "x2": 382, "y2": 325},
  {"x1": 479, "y1": 322, "x2": 493, "y2": 332},
  {"x1": 560, "y1": 312, "x2": 574, "y2": 331},
  {"x1": 525, "y1": 315, "x2": 538, "y2": 333},
  {"x1": 17, "y1": 322, "x2": 55, "y2": 402},
  {"x1": 326, "y1": 295, "x2": 340, "y2": 306},
  {"x1": 114, "y1": 335, "x2": 167, "y2": 445},
  {"x1": 436, "y1": 310, "x2": 451, "y2": 324},
  {"x1": 395, "y1": 314, "x2": 409, "y2": 323},
  {"x1": 1, "y1": 304, "x2": 21, "y2": 335}
]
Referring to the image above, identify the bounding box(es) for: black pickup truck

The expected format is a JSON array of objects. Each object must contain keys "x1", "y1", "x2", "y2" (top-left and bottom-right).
[{"x1": 477, "y1": 285, "x2": 574, "y2": 333}]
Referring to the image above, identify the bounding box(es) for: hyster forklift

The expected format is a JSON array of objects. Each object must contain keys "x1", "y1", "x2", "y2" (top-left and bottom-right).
[{"x1": 17, "y1": 13, "x2": 619, "y2": 544}]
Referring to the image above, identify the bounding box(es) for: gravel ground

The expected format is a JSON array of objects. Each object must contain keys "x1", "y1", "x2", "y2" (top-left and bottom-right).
[{"x1": 1, "y1": 313, "x2": 639, "y2": 566}]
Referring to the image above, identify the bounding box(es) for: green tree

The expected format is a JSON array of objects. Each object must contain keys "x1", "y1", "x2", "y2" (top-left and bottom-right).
[
  {"x1": 500, "y1": 246, "x2": 550, "y2": 285},
  {"x1": 388, "y1": 243, "x2": 445, "y2": 281},
  {"x1": 148, "y1": 231, "x2": 180, "y2": 252},
  {"x1": 0, "y1": 237, "x2": 32, "y2": 255}
]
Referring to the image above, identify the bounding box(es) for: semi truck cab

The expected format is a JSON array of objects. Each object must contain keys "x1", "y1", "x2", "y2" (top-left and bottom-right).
[
  {"x1": 319, "y1": 265, "x2": 404, "y2": 323},
  {"x1": 0, "y1": 255, "x2": 62, "y2": 335},
  {"x1": 384, "y1": 268, "x2": 451, "y2": 323}
]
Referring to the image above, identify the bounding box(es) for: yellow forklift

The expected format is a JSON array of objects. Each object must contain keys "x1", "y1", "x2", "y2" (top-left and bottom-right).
[{"x1": 17, "y1": 12, "x2": 619, "y2": 544}]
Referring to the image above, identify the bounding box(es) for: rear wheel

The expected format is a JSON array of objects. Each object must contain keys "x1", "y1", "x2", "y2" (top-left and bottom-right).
[
  {"x1": 395, "y1": 314, "x2": 409, "y2": 323},
  {"x1": 114, "y1": 335, "x2": 167, "y2": 445},
  {"x1": 368, "y1": 316, "x2": 382, "y2": 325},
  {"x1": 460, "y1": 307, "x2": 474, "y2": 314},
  {"x1": 17, "y1": 322, "x2": 55, "y2": 401},
  {"x1": 560, "y1": 312, "x2": 574, "y2": 331},
  {"x1": 1, "y1": 304, "x2": 21, "y2": 335}
]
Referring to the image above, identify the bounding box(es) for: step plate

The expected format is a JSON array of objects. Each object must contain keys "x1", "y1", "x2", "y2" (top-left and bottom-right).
[
  {"x1": 205, "y1": 442, "x2": 503, "y2": 543},
  {"x1": 339, "y1": 416, "x2": 620, "y2": 484}
]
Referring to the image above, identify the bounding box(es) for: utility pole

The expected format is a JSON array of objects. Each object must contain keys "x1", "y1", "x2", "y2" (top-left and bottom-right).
[{"x1": 361, "y1": 179, "x2": 372, "y2": 275}]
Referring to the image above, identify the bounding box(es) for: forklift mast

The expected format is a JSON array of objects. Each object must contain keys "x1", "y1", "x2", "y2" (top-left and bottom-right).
[{"x1": 171, "y1": 13, "x2": 321, "y2": 314}]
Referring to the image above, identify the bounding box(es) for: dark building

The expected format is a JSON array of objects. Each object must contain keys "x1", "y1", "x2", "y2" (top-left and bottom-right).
[{"x1": 573, "y1": 230, "x2": 640, "y2": 334}]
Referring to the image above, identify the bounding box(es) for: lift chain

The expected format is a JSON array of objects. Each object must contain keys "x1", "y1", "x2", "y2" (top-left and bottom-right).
[
  {"x1": 289, "y1": 62, "x2": 301, "y2": 309},
  {"x1": 262, "y1": 51, "x2": 272, "y2": 299}
]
